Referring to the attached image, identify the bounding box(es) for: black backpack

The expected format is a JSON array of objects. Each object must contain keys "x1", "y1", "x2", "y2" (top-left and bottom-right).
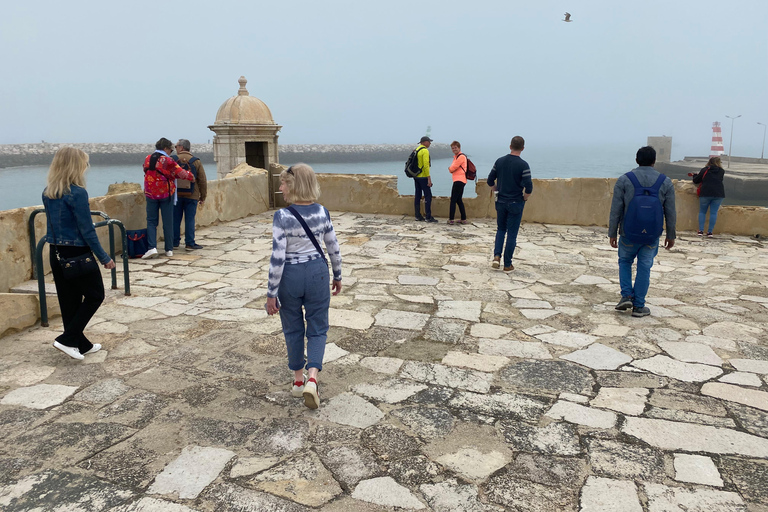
[
  {"x1": 174, "y1": 156, "x2": 199, "y2": 195},
  {"x1": 404, "y1": 147, "x2": 426, "y2": 178}
]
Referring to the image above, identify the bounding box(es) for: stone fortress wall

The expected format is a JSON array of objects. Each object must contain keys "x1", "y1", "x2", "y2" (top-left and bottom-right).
[{"x1": 1, "y1": 163, "x2": 767, "y2": 337}]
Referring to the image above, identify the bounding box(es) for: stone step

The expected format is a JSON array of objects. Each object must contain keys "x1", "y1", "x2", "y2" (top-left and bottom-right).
[{"x1": 10, "y1": 280, "x2": 56, "y2": 295}]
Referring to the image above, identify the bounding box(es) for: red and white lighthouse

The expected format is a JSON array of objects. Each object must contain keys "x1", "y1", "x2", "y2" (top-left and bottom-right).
[{"x1": 710, "y1": 122, "x2": 724, "y2": 157}]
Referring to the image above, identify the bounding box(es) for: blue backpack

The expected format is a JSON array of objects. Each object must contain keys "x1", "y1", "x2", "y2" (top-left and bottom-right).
[{"x1": 622, "y1": 172, "x2": 666, "y2": 245}]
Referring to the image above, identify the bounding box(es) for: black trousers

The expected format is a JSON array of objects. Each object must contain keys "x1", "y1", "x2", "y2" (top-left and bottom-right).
[
  {"x1": 50, "y1": 246, "x2": 104, "y2": 353},
  {"x1": 449, "y1": 181, "x2": 467, "y2": 220}
]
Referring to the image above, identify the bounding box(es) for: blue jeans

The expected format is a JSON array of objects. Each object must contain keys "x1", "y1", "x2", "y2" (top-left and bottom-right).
[
  {"x1": 277, "y1": 258, "x2": 331, "y2": 371},
  {"x1": 698, "y1": 197, "x2": 724, "y2": 233},
  {"x1": 618, "y1": 236, "x2": 659, "y2": 308},
  {"x1": 414, "y1": 177, "x2": 432, "y2": 218},
  {"x1": 173, "y1": 197, "x2": 199, "y2": 246},
  {"x1": 146, "y1": 197, "x2": 173, "y2": 251},
  {"x1": 494, "y1": 201, "x2": 525, "y2": 267}
]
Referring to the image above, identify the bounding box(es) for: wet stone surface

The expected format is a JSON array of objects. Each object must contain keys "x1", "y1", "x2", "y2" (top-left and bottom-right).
[{"x1": 1, "y1": 212, "x2": 767, "y2": 510}]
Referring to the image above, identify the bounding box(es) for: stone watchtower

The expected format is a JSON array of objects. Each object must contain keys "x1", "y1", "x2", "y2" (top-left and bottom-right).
[{"x1": 208, "y1": 76, "x2": 282, "y2": 179}]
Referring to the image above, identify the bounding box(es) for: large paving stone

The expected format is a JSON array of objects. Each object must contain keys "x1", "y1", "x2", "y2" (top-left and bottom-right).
[
  {"x1": 96, "y1": 391, "x2": 171, "y2": 429},
  {"x1": 0, "y1": 383, "x2": 78, "y2": 409},
  {"x1": 424, "y1": 319, "x2": 467, "y2": 344},
  {"x1": 499, "y1": 360, "x2": 595, "y2": 396},
  {"x1": 579, "y1": 476, "x2": 642, "y2": 512},
  {"x1": 719, "y1": 457, "x2": 768, "y2": 506},
  {"x1": 361, "y1": 423, "x2": 422, "y2": 460},
  {"x1": 420, "y1": 479, "x2": 497, "y2": 512},
  {"x1": 590, "y1": 387, "x2": 648, "y2": 416},
  {"x1": 352, "y1": 378, "x2": 427, "y2": 404},
  {"x1": 0, "y1": 470, "x2": 134, "y2": 511},
  {"x1": 0, "y1": 364, "x2": 55, "y2": 387},
  {"x1": 400, "y1": 361, "x2": 493, "y2": 394},
  {"x1": 506, "y1": 453, "x2": 587, "y2": 488},
  {"x1": 587, "y1": 438, "x2": 666, "y2": 481},
  {"x1": 249, "y1": 452, "x2": 343, "y2": 507},
  {"x1": 484, "y1": 472, "x2": 577, "y2": 511},
  {"x1": 594, "y1": 370, "x2": 668, "y2": 388},
  {"x1": 374, "y1": 308, "x2": 430, "y2": 330},
  {"x1": 719, "y1": 371, "x2": 763, "y2": 387},
  {"x1": 436, "y1": 447, "x2": 508, "y2": 480},
  {"x1": 391, "y1": 406, "x2": 455, "y2": 439},
  {"x1": 643, "y1": 483, "x2": 747, "y2": 512},
  {"x1": 315, "y1": 393, "x2": 384, "y2": 429},
  {"x1": 658, "y1": 341, "x2": 724, "y2": 366},
  {"x1": 202, "y1": 482, "x2": 311, "y2": 512},
  {"x1": 148, "y1": 445, "x2": 236, "y2": 499},
  {"x1": 352, "y1": 476, "x2": 426, "y2": 509},
  {"x1": 674, "y1": 453, "x2": 723, "y2": 487},
  {"x1": 448, "y1": 390, "x2": 550, "y2": 423},
  {"x1": 328, "y1": 308, "x2": 374, "y2": 330},
  {"x1": 75, "y1": 378, "x2": 130, "y2": 404},
  {"x1": 702, "y1": 382, "x2": 768, "y2": 412},
  {"x1": 436, "y1": 300, "x2": 482, "y2": 322},
  {"x1": 477, "y1": 338, "x2": 551, "y2": 359},
  {"x1": 560, "y1": 343, "x2": 632, "y2": 370},
  {"x1": 644, "y1": 407, "x2": 737, "y2": 428},
  {"x1": 500, "y1": 421, "x2": 581, "y2": 456},
  {"x1": 631, "y1": 355, "x2": 723, "y2": 382},
  {"x1": 623, "y1": 417, "x2": 768, "y2": 457},
  {"x1": 545, "y1": 401, "x2": 617, "y2": 429},
  {"x1": 442, "y1": 351, "x2": 509, "y2": 372},
  {"x1": 115, "y1": 497, "x2": 200, "y2": 512},
  {"x1": 315, "y1": 445, "x2": 381, "y2": 489},
  {"x1": 358, "y1": 356, "x2": 403, "y2": 374},
  {"x1": 535, "y1": 330, "x2": 599, "y2": 349},
  {"x1": 649, "y1": 389, "x2": 727, "y2": 416},
  {"x1": 727, "y1": 402, "x2": 768, "y2": 438},
  {"x1": 388, "y1": 455, "x2": 442, "y2": 487}
]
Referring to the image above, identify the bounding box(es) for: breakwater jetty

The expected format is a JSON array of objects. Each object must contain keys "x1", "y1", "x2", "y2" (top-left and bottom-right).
[{"x1": 0, "y1": 143, "x2": 452, "y2": 168}]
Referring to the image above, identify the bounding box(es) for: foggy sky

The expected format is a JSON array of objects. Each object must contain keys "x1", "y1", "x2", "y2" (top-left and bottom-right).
[{"x1": 2, "y1": 0, "x2": 766, "y2": 158}]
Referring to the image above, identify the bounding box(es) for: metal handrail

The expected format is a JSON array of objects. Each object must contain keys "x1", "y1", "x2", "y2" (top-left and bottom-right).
[{"x1": 29, "y1": 209, "x2": 130, "y2": 326}]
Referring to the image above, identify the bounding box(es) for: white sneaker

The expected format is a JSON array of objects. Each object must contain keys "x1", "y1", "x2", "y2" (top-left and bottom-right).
[
  {"x1": 141, "y1": 248, "x2": 158, "y2": 259},
  {"x1": 165, "y1": 250, "x2": 173, "y2": 257},
  {"x1": 53, "y1": 341, "x2": 84, "y2": 360},
  {"x1": 291, "y1": 375, "x2": 306, "y2": 397},
  {"x1": 83, "y1": 344, "x2": 102, "y2": 355},
  {"x1": 303, "y1": 379, "x2": 320, "y2": 409}
]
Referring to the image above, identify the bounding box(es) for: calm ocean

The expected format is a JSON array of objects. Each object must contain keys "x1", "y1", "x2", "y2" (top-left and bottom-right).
[{"x1": 1, "y1": 144, "x2": 642, "y2": 211}]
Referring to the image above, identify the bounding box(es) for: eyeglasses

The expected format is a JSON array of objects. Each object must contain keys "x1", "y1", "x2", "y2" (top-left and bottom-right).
[{"x1": 286, "y1": 167, "x2": 294, "y2": 175}]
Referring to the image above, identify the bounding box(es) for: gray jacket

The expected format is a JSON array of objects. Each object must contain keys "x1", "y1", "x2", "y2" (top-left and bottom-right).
[{"x1": 608, "y1": 166, "x2": 676, "y2": 240}]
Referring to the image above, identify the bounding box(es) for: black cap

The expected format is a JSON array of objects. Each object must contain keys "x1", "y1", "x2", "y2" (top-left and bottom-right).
[{"x1": 420, "y1": 136, "x2": 433, "y2": 143}]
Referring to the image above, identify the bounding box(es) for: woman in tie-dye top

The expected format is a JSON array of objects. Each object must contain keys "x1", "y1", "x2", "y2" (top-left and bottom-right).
[{"x1": 266, "y1": 163, "x2": 342, "y2": 409}]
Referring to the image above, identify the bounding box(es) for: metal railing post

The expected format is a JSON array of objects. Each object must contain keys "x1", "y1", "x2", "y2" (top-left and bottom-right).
[
  {"x1": 27, "y1": 209, "x2": 46, "y2": 280},
  {"x1": 35, "y1": 237, "x2": 49, "y2": 327}
]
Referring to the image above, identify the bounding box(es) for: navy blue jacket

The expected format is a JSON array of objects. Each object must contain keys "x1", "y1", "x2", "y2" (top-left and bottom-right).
[
  {"x1": 42, "y1": 185, "x2": 110, "y2": 264},
  {"x1": 487, "y1": 154, "x2": 533, "y2": 203}
]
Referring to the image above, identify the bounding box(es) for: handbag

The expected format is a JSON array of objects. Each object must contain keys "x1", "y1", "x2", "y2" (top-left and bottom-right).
[
  {"x1": 696, "y1": 167, "x2": 709, "y2": 197},
  {"x1": 47, "y1": 220, "x2": 99, "y2": 280},
  {"x1": 126, "y1": 228, "x2": 149, "y2": 258}
]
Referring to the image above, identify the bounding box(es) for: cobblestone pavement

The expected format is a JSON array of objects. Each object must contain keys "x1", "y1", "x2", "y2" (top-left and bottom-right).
[{"x1": 1, "y1": 212, "x2": 768, "y2": 511}]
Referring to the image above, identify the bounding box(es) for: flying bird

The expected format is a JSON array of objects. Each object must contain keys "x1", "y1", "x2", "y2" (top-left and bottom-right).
[{"x1": 563, "y1": 12, "x2": 572, "y2": 22}]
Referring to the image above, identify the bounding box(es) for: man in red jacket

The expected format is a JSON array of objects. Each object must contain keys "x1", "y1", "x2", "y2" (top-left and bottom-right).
[{"x1": 142, "y1": 138, "x2": 195, "y2": 259}]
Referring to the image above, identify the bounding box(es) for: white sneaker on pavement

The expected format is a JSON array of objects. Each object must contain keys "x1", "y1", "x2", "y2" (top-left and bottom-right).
[
  {"x1": 303, "y1": 379, "x2": 320, "y2": 409},
  {"x1": 141, "y1": 248, "x2": 158, "y2": 259},
  {"x1": 83, "y1": 344, "x2": 102, "y2": 355},
  {"x1": 53, "y1": 341, "x2": 84, "y2": 360},
  {"x1": 291, "y1": 375, "x2": 306, "y2": 397},
  {"x1": 165, "y1": 250, "x2": 173, "y2": 257}
]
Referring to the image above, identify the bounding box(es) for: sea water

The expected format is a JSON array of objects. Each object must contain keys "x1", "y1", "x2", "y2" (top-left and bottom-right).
[{"x1": 1, "y1": 144, "x2": 641, "y2": 210}]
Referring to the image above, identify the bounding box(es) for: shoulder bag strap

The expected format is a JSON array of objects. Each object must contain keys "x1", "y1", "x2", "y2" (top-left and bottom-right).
[{"x1": 286, "y1": 206, "x2": 328, "y2": 265}]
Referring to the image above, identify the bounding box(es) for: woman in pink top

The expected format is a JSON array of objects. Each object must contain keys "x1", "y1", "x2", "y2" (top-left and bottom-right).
[{"x1": 448, "y1": 140, "x2": 468, "y2": 224}]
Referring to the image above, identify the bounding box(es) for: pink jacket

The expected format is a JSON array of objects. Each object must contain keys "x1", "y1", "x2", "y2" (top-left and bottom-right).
[{"x1": 449, "y1": 154, "x2": 467, "y2": 184}]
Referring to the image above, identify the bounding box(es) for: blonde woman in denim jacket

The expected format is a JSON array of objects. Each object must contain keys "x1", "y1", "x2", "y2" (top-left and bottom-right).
[{"x1": 43, "y1": 147, "x2": 115, "y2": 360}]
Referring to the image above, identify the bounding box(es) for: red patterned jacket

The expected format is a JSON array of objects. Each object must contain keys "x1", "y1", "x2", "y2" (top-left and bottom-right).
[{"x1": 142, "y1": 152, "x2": 195, "y2": 200}]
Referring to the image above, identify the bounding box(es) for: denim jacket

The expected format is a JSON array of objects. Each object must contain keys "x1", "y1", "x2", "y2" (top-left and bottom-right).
[{"x1": 42, "y1": 185, "x2": 110, "y2": 264}]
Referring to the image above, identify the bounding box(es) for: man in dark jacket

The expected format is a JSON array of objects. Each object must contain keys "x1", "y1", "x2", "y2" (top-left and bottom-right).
[
  {"x1": 487, "y1": 136, "x2": 532, "y2": 272},
  {"x1": 608, "y1": 146, "x2": 676, "y2": 318},
  {"x1": 172, "y1": 139, "x2": 207, "y2": 250}
]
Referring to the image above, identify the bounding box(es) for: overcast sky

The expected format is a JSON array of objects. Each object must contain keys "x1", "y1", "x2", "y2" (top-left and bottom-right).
[{"x1": 2, "y1": 1, "x2": 766, "y2": 157}]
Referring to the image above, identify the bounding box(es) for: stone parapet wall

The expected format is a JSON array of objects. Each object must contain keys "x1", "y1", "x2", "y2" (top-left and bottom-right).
[{"x1": 0, "y1": 171, "x2": 269, "y2": 294}]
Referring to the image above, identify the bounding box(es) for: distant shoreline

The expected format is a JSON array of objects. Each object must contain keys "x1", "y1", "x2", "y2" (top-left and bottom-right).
[{"x1": 0, "y1": 143, "x2": 452, "y2": 168}]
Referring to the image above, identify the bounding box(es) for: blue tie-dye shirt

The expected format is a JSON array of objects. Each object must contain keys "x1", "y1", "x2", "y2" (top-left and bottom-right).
[{"x1": 267, "y1": 203, "x2": 342, "y2": 298}]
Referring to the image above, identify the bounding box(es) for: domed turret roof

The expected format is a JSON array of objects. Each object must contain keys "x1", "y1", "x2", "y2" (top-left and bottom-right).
[{"x1": 213, "y1": 76, "x2": 275, "y2": 125}]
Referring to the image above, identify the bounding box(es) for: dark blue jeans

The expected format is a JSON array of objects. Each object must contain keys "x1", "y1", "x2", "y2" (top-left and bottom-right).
[
  {"x1": 173, "y1": 197, "x2": 198, "y2": 246},
  {"x1": 494, "y1": 201, "x2": 525, "y2": 267},
  {"x1": 618, "y1": 236, "x2": 659, "y2": 308},
  {"x1": 146, "y1": 197, "x2": 173, "y2": 251},
  {"x1": 414, "y1": 177, "x2": 432, "y2": 218}
]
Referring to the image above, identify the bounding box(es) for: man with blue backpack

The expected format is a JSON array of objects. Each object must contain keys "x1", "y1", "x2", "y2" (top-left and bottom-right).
[
  {"x1": 172, "y1": 139, "x2": 207, "y2": 250},
  {"x1": 608, "y1": 146, "x2": 676, "y2": 317}
]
